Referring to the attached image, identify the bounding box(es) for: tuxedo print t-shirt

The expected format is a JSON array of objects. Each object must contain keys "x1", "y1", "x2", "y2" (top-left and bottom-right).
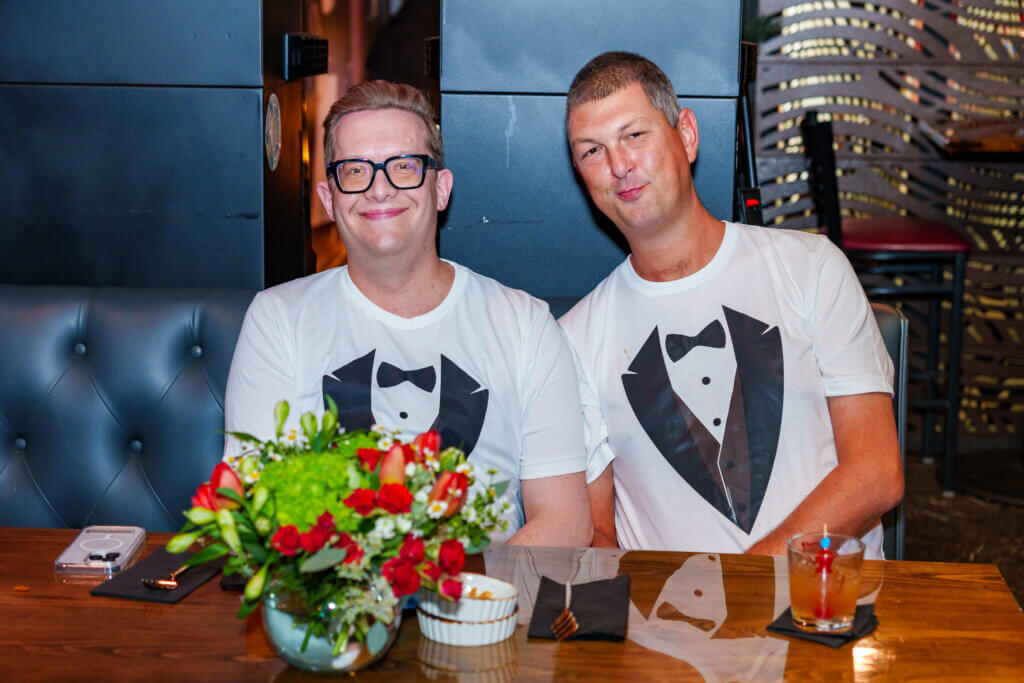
[
  {"x1": 560, "y1": 223, "x2": 892, "y2": 558},
  {"x1": 224, "y1": 262, "x2": 587, "y2": 538}
]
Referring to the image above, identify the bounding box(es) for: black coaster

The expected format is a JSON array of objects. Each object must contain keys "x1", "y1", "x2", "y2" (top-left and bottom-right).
[
  {"x1": 767, "y1": 604, "x2": 878, "y2": 648},
  {"x1": 527, "y1": 574, "x2": 631, "y2": 641},
  {"x1": 220, "y1": 571, "x2": 246, "y2": 592},
  {"x1": 90, "y1": 548, "x2": 224, "y2": 604}
]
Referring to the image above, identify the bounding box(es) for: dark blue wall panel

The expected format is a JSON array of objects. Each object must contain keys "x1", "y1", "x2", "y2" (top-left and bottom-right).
[{"x1": 440, "y1": 0, "x2": 740, "y2": 97}]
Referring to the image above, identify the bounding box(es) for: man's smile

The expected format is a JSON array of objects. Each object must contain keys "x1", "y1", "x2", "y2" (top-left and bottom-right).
[
  {"x1": 616, "y1": 184, "x2": 647, "y2": 201},
  {"x1": 359, "y1": 207, "x2": 408, "y2": 220}
]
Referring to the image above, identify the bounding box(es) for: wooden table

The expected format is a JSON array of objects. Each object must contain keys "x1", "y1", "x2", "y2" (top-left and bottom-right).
[{"x1": 3, "y1": 528, "x2": 1023, "y2": 681}]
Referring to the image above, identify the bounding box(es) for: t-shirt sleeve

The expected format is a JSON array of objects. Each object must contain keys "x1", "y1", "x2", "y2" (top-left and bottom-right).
[
  {"x1": 566, "y1": 337, "x2": 615, "y2": 484},
  {"x1": 516, "y1": 308, "x2": 589, "y2": 480},
  {"x1": 222, "y1": 292, "x2": 299, "y2": 460},
  {"x1": 809, "y1": 239, "x2": 894, "y2": 397}
]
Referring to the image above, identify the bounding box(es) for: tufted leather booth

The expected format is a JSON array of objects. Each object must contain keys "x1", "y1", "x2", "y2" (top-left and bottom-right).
[{"x1": 0, "y1": 286, "x2": 254, "y2": 531}]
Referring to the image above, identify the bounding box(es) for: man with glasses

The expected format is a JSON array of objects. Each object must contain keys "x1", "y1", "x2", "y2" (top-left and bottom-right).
[{"x1": 223, "y1": 81, "x2": 593, "y2": 547}]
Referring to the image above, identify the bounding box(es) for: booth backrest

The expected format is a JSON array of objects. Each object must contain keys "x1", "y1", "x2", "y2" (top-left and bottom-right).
[{"x1": 0, "y1": 286, "x2": 254, "y2": 531}]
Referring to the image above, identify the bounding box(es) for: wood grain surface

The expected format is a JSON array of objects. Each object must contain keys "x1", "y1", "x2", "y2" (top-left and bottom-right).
[{"x1": 2, "y1": 528, "x2": 1022, "y2": 681}]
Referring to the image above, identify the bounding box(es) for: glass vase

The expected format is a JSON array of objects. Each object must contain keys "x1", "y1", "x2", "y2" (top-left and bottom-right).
[{"x1": 262, "y1": 590, "x2": 402, "y2": 673}]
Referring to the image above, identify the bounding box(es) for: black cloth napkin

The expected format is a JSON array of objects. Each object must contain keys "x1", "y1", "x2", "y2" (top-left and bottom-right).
[
  {"x1": 90, "y1": 547, "x2": 224, "y2": 604},
  {"x1": 767, "y1": 604, "x2": 877, "y2": 648},
  {"x1": 527, "y1": 574, "x2": 630, "y2": 641}
]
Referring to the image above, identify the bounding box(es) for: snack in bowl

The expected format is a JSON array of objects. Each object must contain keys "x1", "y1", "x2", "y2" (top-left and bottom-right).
[{"x1": 416, "y1": 573, "x2": 518, "y2": 623}]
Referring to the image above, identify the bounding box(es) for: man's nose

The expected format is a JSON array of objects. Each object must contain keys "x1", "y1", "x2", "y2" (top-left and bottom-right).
[
  {"x1": 365, "y1": 167, "x2": 397, "y2": 201},
  {"x1": 607, "y1": 145, "x2": 633, "y2": 179}
]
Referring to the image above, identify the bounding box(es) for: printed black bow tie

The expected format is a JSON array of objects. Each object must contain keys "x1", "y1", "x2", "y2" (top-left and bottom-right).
[
  {"x1": 666, "y1": 320, "x2": 726, "y2": 362},
  {"x1": 376, "y1": 362, "x2": 437, "y2": 392}
]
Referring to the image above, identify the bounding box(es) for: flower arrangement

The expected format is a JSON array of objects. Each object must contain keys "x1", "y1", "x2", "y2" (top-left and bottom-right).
[{"x1": 168, "y1": 398, "x2": 511, "y2": 657}]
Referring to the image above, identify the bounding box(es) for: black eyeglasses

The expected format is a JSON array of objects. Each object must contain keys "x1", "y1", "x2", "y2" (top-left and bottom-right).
[{"x1": 327, "y1": 154, "x2": 439, "y2": 194}]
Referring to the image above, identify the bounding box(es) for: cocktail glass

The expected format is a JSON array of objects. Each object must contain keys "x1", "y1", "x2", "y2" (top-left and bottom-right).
[{"x1": 787, "y1": 532, "x2": 864, "y2": 633}]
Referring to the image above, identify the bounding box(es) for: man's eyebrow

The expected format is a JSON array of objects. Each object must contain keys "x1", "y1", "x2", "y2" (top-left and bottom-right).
[{"x1": 570, "y1": 117, "x2": 651, "y2": 146}]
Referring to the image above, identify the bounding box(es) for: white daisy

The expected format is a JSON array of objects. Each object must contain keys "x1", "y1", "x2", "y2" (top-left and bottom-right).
[
  {"x1": 427, "y1": 501, "x2": 447, "y2": 519},
  {"x1": 395, "y1": 516, "x2": 412, "y2": 534},
  {"x1": 462, "y1": 506, "x2": 478, "y2": 524},
  {"x1": 455, "y1": 462, "x2": 474, "y2": 476},
  {"x1": 378, "y1": 436, "x2": 393, "y2": 450},
  {"x1": 405, "y1": 462, "x2": 418, "y2": 478}
]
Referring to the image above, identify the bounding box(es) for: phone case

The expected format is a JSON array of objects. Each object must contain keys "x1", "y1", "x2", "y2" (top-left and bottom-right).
[{"x1": 54, "y1": 525, "x2": 147, "y2": 575}]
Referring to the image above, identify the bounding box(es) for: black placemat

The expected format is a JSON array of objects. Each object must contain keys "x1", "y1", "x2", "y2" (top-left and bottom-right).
[
  {"x1": 767, "y1": 604, "x2": 877, "y2": 648},
  {"x1": 90, "y1": 547, "x2": 224, "y2": 604},
  {"x1": 528, "y1": 574, "x2": 630, "y2": 641}
]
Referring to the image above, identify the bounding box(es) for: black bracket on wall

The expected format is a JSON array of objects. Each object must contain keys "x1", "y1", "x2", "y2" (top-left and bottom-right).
[{"x1": 283, "y1": 33, "x2": 328, "y2": 81}]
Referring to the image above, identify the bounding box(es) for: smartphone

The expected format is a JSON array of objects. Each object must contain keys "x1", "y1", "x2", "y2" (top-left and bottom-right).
[{"x1": 54, "y1": 525, "x2": 147, "y2": 576}]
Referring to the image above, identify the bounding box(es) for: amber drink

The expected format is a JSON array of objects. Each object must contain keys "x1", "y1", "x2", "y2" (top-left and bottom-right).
[{"x1": 787, "y1": 532, "x2": 864, "y2": 633}]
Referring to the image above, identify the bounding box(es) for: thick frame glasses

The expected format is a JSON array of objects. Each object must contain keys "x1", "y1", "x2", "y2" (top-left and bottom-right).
[{"x1": 327, "y1": 154, "x2": 439, "y2": 194}]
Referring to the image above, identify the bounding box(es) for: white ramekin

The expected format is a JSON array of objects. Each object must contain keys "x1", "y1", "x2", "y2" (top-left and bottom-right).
[
  {"x1": 417, "y1": 607, "x2": 518, "y2": 647},
  {"x1": 416, "y1": 572, "x2": 518, "y2": 623}
]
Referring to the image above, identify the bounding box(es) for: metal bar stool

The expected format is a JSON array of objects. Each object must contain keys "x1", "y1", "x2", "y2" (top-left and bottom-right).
[{"x1": 801, "y1": 111, "x2": 969, "y2": 493}]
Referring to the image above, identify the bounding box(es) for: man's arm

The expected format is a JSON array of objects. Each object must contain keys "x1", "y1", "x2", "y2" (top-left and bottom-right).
[
  {"x1": 745, "y1": 392, "x2": 903, "y2": 555},
  {"x1": 587, "y1": 466, "x2": 618, "y2": 548},
  {"x1": 509, "y1": 472, "x2": 594, "y2": 547}
]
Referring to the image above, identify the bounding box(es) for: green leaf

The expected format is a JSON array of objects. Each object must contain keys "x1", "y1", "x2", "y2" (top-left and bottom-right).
[
  {"x1": 366, "y1": 620, "x2": 388, "y2": 655},
  {"x1": 243, "y1": 542, "x2": 269, "y2": 565},
  {"x1": 225, "y1": 430, "x2": 262, "y2": 443},
  {"x1": 491, "y1": 480, "x2": 510, "y2": 498},
  {"x1": 184, "y1": 543, "x2": 230, "y2": 566},
  {"x1": 216, "y1": 487, "x2": 245, "y2": 506},
  {"x1": 465, "y1": 536, "x2": 490, "y2": 555},
  {"x1": 299, "y1": 547, "x2": 349, "y2": 573},
  {"x1": 236, "y1": 599, "x2": 260, "y2": 619}
]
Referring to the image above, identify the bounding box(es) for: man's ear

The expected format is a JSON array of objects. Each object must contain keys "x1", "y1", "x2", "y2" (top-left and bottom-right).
[
  {"x1": 676, "y1": 108, "x2": 700, "y2": 164},
  {"x1": 434, "y1": 168, "x2": 454, "y2": 211},
  {"x1": 315, "y1": 180, "x2": 335, "y2": 217}
]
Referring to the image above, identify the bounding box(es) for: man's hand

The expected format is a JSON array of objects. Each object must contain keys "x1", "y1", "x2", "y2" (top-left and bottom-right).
[
  {"x1": 509, "y1": 471, "x2": 593, "y2": 547},
  {"x1": 746, "y1": 392, "x2": 903, "y2": 556},
  {"x1": 587, "y1": 466, "x2": 618, "y2": 548}
]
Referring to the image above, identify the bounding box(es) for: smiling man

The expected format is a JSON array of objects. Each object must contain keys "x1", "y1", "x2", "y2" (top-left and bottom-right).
[
  {"x1": 559, "y1": 53, "x2": 903, "y2": 557},
  {"x1": 223, "y1": 81, "x2": 593, "y2": 546}
]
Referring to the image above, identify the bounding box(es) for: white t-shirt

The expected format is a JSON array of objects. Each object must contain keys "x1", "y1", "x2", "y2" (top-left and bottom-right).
[
  {"x1": 559, "y1": 223, "x2": 892, "y2": 558},
  {"x1": 224, "y1": 262, "x2": 587, "y2": 537}
]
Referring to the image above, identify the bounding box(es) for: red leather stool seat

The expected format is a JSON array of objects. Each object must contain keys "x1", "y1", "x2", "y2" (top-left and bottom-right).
[{"x1": 843, "y1": 217, "x2": 971, "y2": 253}]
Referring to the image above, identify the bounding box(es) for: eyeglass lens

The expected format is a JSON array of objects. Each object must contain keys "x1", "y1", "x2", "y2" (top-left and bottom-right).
[{"x1": 336, "y1": 156, "x2": 426, "y2": 192}]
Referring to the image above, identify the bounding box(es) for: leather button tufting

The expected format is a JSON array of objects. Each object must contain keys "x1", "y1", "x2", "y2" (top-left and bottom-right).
[
  {"x1": 73, "y1": 342, "x2": 87, "y2": 356},
  {"x1": 190, "y1": 344, "x2": 204, "y2": 358},
  {"x1": 13, "y1": 437, "x2": 26, "y2": 451},
  {"x1": 130, "y1": 440, "x2": 143, "y2": 452}
]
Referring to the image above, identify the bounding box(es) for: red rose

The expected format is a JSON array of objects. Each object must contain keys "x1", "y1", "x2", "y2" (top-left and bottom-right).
[
  {"x1": 333, "y1": 532, "x2": 364, "y2": 565},
  {"x1": 400, "y1": 443, "x2": 419, "y2": 465},
  {"x1": 438, "y1": 539, "x2": 465, "y2": 576},
  {"x1": 343, "y1": 489, "x2": 377, "y2": 515},
  {"x1": 379, "y1": 445, "x2": 406, "y2": 484},
  {"x1": 315, "y1": 511, "x2": 335, "y2": 533},
  {"x1": 376, "y1": 483, "x2": 413, "y2": 514},
  {"x1": 210, "y1": 462, "x2": 245, "y2": 509},
  {"x1": 427, "y1": 471, "x2": 469, "y2": 517},
  {"x1": 300, "y1": 525, "x2": 331, "y2": 553},
  {"x1": 440, "y1": 578, "x2": 463, "y2": 600},
  {"x1": 418, "y1": 560, "x2": 442, "y2": 582},
  {"x1": 413, "y1": 431, "x2": 441, "y2": 458},
  {"x1": 399, "y1": 535, "x2": 425, "y2": 564},
  {"x1": 357, "y1": 448, "x2": 382, "y2": 472},
  {"x1": 271, "y1": 525, "x2": 301, "y2": 556},
  {"x1": 191, "y1": 482, "x2": 218, "y2": 511},
  {"x1": 382, "y1": 557, "x2": 420, "y2": 597}
]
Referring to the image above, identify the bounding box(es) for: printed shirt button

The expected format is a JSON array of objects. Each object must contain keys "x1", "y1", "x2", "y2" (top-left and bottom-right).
[
  {"x1": 130, "y1": 440, "x2": 143, "y2": 452},
  {"x1": 190, "y1": 345, "x2": 204, "y2": 358},
  {"x1": 14, "y1": 437, "x2": 27, "y2": 450},
  {"x1": 73, "y1": 342, "x2": 87, "y2": 356}
]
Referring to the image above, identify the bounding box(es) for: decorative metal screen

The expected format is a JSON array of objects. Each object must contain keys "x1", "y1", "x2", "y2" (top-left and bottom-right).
[{"x1": 755, "y1": 0, "x2": 1024, "y2": 442}]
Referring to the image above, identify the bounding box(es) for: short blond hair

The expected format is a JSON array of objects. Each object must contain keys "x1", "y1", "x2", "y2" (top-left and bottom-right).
[
  {"x1": 567, "y1": 52, "x2": 680, "y2": 128},
  {"x1": 322, "y1": 80, "x2": 443, "y2": 171}
]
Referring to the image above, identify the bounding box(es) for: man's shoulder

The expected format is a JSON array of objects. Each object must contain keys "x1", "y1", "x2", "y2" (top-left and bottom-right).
[
  {"x1": 733, "y1": 223, "x2": 833, "y2": 262},
  {"x1": 557, "y1": 259, "x2": 631, "y2": 338},
  {"x1": 248, "y1": 267, "x2": 348, "y2": 318},
  {"x1": 452, "y1": 262, "x2": 556, "y2": 321}
]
